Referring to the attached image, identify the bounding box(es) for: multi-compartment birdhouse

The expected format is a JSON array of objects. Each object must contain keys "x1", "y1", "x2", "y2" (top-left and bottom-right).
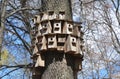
[
  {"x1": 63, "y1": 21, "x2": 73, "y2": 34},
  {"x1": 48, "y1": 11, "x2": 57, "y2": 20},
  {"x1": 40, "y1": 21, "x2": 52, "y2": 35},
  {"x1": 37, "y1": 36, "x2": 47, "y2": 51},
  {"x1": 47, "y1": 34, "x2": 57, "y2": 49},
  {"x1": 53, "y1": 20, "x2": 62, "y2": 33},
  {"x1": 65, "y1": 35, "x2": 77, "y2": 53},
  {"x1": 40, "y1": 13, "x2": 48, "y2": 21},
  {"x1": 31, "y1": 11, "x2": 84, "y2": 78},
  {"x1": 59, "y1": 11, "x2": 65, "y2": 20},
  {"x1": 33, "y1": 15, "x2": 41, "y2": 24},
  {"x1": 57, "y1": 34, "x2": 66, "y2": 51}
]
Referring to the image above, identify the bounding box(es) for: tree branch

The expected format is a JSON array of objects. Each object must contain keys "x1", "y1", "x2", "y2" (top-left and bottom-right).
[
  {"x1": 0, "y1": 68, "x2": 21, "y2": 79},
  {"x1": 6, "y1": 7, "x2": 40, "y2": 18},
  {"x1": 6, "y1": 20, "x2": 32, "y2": 55}
]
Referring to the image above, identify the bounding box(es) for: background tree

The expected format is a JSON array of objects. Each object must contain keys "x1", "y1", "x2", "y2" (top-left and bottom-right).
[
  {"x1": 0, "y1": 0, "x2": 7, "y2": 59},
  {"x1": 72, "y1": 0, "x2": 120, "y2": 78}
]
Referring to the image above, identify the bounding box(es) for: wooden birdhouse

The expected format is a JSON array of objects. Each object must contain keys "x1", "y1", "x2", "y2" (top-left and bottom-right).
[
  {"x1": 74, "y1": 58, "x2": 82, "y2": 71},
  {"x1": 31, "y1": 38, "x2": 37, "y2": 48},
  {"x1": 59, "y1": 11, "x2": 65, "y2": 19},
  {"x1": 31, "y1": 26, "x2": 36, "y2": 36},
  {"x1": 36, "y1": 24, "x2": 42, "y2": 36},
  {"x1": 57, "y1": 34, "x2": 67, "y2": 51},
  {"x1": 47, "y1": 34, "x2": 57, "y2": 49},
  {"x1": 73, "y1": 25, "x2": 82, "y2": 37},
  {"x1": 80, "y1": 44, "x2": 85, "y2": 52},
  {"x1": 40, "y1": 21, "x2": 52, "y2": 35},
  {"x1": 80, "y1": 31, "x2": 84, "y2": 38},
  {"x1": 33, "y1": 46, "x2": 39, "y2": 55},
  {"x1": 76, "y1": 38, "x2": 81, "y2": 54},
  {"x1": 53, "y1": 20, "x2": 62, "y2": 34},
  {"x1": 41, "y1": 13, "x2": 48, "y2": 21},
  {"x1": 33, "y1": 15, "x2": 40, "y2": 24},
  {"x1": 48, "y1": 11, "x2": 57, "y2": 20},
  {"x1": 35, "y1": 55, "x2": 45, "y2": 67},
  {"x1": 63, "y1": 21, "x2": 73, "y2": 34},
  {"x1": 32, "y1": 66, "x2": 45, "y2": 79},
  {"x1": 32, "y1": 53, "x2": 45, "y2": 79},
  {"x1": 65, "y1": 35, "x2": 77, "y2": 53},
  {"x1": 37, "y1": 36, "x2": 47, "y2": 51}
]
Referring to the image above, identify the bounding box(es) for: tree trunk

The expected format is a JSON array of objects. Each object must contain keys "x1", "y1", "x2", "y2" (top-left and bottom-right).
[
  {"x1": 40, "y1": 1, "x2": 75, "y2": 79},
  {"x1": 41, "y1": 0, "x2": 72, "y2": 20},
  {"x1": 34, "y1": 0, "x2": 76, "y2": 79},
  {"x1": 41, "y1": 52, "x2": 75, "y2": 79},
  {"x1": 0, "y1": 0, "x2": 7, "y2": 59}
]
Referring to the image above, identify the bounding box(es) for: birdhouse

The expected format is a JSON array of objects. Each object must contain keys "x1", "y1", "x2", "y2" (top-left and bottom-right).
[
  {"x1": 37, "y1": 36, "x2": 47, "y2": 51},
  {"x1": 31, "y1": 38, "x2": 37, "y2": 48},
  {"x1": 76, "y1": 38, "x2": 81, "y2": 54},
  {"x1": 31, "y1": 26, "x2": 36, "y2": 36},
  {"x1": 32, "y1": 66, "x2": 44, "y2": 79},
  {"x1": 53, "y1": 20, "x2": 62, "y2": 34},
  {"x1": 73, "y1": 25, "x2": 82, "y2": 37},
  {"x1": 35, "y1": 55, "x2": 45, "y2": 67},
  {"x1": 80, "y1": 44, "x2": 85, "y2": 52},
  {"x1": 36, "y1": 24, "x2": 42, "y2": 36},
  {"x1": 35, "y1": 27, "x2": 39, "y2": 36},
  {"x1": 79, "y1": 38, "x2": 85, "y2": 52},
  {"x1": 59, "y1": 11, "x2": 65, "y2": 19},
  {"x1": 41, "y1": 13, "x2": 48, "y2": 21},
  {"x1": 48, "y1": 11, "x2": 57, "y2": 20},
  {"x1": 63, "y1": 21, "x2": 73, "y2": 34},
  {"x1": 65, "y1": 35, "x2": 77, "y2": 53},
  {"x1": 40, "y1": 21, "x2": 52, "y2": 35},
  {"x1": 33, "y1": 46, "x2": 39, "y2": 55},
  {"x1": 33, "y1": 15, "x2": 40, "y2": 24},
  {"x1": 74, "y1": 58, "x2": 82, "y2": 71},
  {"x1": 57, "y1": 34, "x2": 67, "y2": 51},
  {"x1": 80, "y1": 31, "x2": 84, "y2": 38},
  {"x1": 47, "y1": 34, "x2": 57, "y2": 49}
]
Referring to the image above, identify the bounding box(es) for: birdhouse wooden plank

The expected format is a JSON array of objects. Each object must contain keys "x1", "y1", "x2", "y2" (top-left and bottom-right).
[
  {"x1": 80, "y1": 44, "x2": 85, "y2": 52},
  {"x1": 36, "y1": 24, "x2": 42, "y2": 36},
  {"x1": 63, "y1": 21, "x2": 73, "y2": 34},
  {"x1": 48, "y1": 11, "x2": 57, "y2": 20},
  {"x1": 57, "y1": 34, "x2": 67, "y2": 43},
  {"x1": 59, "y1": 11, "x2": 65, "y2": 20},
  {"x1": 35, "y1": 55, "x2": 45, "y2": 67},
  {"x1": 57, "y1": 34, "x2": 67, "y2": 51},
  {"x1": 47, "y1": 34, "x2": 57, "y2": 49},
  {"x1": 80, "y1": 31, "x2": 84, "y2": 37},
  {"x1": 32, "y1": 15, "x2": 40, "y2": 24},
  {"x1": 41, "y1": 13, "x2": 48, "y2": 21},
  {"x1": 40, "y1": 21, "x2": 52, "y2": 35},
  {"x1": 31, "y1": 26, "x2": 36, "y2": 36},
  {"x1": 76, "y1": 38, "x2": 81, "y2": 54},
  {"x1": 31, "y1": 38, "x2": 37, "y2": 48},
  {"x1": 37, "y1": 36, "x2": 47, "y2": 51},
  {"x1": 33, "y1": 46, "x2": 39, "y2": 55},
  {"x1": 53, "y1": 21, "x2": 62, "y2": 34},
  {"x1": 65, "y1": 35, "x2": 77, "y2": 53}
]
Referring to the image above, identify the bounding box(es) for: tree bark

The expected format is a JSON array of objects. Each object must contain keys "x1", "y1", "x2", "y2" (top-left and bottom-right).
[
  {"x1": 41, "y1": 0, "x2": 72, "y2": 20},
  {"x1": 41, "y1": 52, "x2": 75, "y2": 79},
  {"x1": 0, "y1": 0, "x2": 7, "y2": 59}
]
